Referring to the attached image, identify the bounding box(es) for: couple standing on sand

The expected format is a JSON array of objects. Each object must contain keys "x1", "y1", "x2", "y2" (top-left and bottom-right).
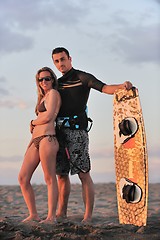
[{"x1": 18, "y1": 47, "x2": 133, "y2": 224}]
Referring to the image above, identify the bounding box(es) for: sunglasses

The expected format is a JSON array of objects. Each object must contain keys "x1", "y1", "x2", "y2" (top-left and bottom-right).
[{"x1": 38, "y1": 77, "x2": 52, "y2": 82}]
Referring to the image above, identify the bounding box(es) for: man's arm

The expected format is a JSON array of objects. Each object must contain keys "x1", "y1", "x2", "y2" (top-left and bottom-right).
[{"x1": 102, "y1": 81, "x2": 133, "y2": 95}]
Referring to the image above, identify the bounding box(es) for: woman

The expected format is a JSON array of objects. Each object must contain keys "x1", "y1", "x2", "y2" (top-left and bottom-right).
[{"x1": 18, "y1": 67, "x2": 61, "y2": 223}]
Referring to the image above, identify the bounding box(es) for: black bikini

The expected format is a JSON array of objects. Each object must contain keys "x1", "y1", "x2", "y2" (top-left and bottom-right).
[
  {"x1": 32, "y1": 134, "x2": 57, "y2": 149},
  {"x1": 38, "y1": 101, "x2": 47, "y2": 112},
  {"x1": 31, "y1": 100, "x2": 56, "y2": 149}
]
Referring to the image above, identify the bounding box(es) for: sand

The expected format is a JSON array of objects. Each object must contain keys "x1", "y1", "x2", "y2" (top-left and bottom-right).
[{"x1": 0, "y1": 183, "x2": 160, "y2": 240}]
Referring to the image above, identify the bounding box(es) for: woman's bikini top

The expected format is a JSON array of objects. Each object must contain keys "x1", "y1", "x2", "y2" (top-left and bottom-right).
[{"x1": 38, "y1": 101, "x2": 47, "y2": 112}]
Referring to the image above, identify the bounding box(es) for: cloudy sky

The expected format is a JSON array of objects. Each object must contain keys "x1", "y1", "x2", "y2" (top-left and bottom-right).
[{"x1": 0, "y1": 0, "x2": 159, "y2": 185}]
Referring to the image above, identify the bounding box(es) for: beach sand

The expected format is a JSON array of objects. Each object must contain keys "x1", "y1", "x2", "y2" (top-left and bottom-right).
[{"x1": 0, "y1": 183, "x2": 160, "y2": 240}]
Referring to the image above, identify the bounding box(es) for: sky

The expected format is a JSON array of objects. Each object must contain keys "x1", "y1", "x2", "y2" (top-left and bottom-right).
[{"x1": 0, "y1": 0, "x2": 159, "y2": 185}]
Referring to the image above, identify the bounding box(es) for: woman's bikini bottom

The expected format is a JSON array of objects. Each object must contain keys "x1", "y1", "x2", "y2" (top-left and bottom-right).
[{"x1": 31, "y1": 134, "x2": 56, "y2": 149}]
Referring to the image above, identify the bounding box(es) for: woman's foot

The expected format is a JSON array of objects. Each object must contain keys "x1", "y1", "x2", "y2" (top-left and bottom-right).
[{"x1": 22, "y1": 215, "x2": 41, "y2": 223}]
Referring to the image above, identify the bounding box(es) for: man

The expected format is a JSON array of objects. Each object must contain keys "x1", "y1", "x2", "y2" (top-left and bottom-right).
[{"x1": 52, "y1": 47, "x2": 132, "y2": 223}]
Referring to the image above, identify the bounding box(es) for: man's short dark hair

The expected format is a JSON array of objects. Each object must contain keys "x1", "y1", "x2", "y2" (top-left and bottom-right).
[{"x1": 52, "y1": 47, "x2": 70, "y2": 58}]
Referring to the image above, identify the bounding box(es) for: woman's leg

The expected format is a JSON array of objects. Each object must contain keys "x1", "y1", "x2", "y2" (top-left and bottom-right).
[
  {"x1": 39, "y1": 137, "x2": 59, "y2": 222},
  {"x1": 18, "y1": 144, "x2": 40, "y2": 222}
]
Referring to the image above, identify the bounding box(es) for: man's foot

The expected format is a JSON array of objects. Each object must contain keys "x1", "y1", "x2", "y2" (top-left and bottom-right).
[
  {"x1": 40, "y1": 218, "x2": 57, "y2": 224},
  {"x1": 81, "y1": 218, "x2": 92, "y2": 225},
  {"x1": 56, "y1": 215, "x2": 67, "y2": 223}
]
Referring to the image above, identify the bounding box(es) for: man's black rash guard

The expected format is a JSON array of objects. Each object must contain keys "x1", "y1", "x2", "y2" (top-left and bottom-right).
[{"x1": 57, "y1": 68, "x2": 106, "y2": 117}]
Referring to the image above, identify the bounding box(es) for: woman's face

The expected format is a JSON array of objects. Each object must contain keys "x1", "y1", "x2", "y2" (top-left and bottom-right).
[{"x1": 38, "y1": 71, "x2": 53, "y2": 93}]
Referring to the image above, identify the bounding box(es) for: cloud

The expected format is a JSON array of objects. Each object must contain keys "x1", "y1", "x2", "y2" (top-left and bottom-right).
[
  {"x1": 104, "y1": 6, "x2": 160, "y2": 65},
  {"x1": 0, "y1": 75, "x2": 33, "y2": 109},
  {"x1": 1, "y1": 0, "x2": 88, "y2": 29},
  {"x1": 0, "y1": 0, "x2": 89, "y2": 54},
  {"x1": 74, "y1": 2, "x2": 159, "y2": 65},
  {"x1": 0, "y1": 77, "x2": 10, "y2": 96},
  {"x1": 0, "y1": 0, "x2": 159, "y2": 64},
  {"x1": 148, "y1": 145, "x2": 160, "y2": 158},
  {"x1": 0, "y1": 25, "x2": 33, "y2": 54},
  {"x1": 0, "y1": 155, "x2": 22, "y2": 162},
  {"x1": 0, "y1": 76, "x2": 7, "y2": 83},
  {"x1": 0, "y1": 88, "x2": 9, "y2": 96},
  {"x1": 91, "y1": 147, "x2": 114, "y2": 159},
  {"x1": 110, "y1": 23, "x2": 160, "y2": 64},
  {"x1": 0, "y1": 98, "x2": 33, "y2": 109}
]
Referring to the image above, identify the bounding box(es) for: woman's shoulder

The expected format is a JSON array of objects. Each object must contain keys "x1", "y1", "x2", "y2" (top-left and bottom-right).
[
  {"x1": 48, "y1": 89, "x2": 61, "y2": 99},
  {"x1": 48, "y1": 89, "x2": 59, "y2": 95}
]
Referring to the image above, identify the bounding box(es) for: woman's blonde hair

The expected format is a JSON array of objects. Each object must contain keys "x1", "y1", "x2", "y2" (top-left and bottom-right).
[{"x1": 35, "y1": 67, "x2": 58, "y2": 115}]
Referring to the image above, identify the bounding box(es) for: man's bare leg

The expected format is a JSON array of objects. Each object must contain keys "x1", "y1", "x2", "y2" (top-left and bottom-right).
[
  {"x1": 79, "y1": 172, "x2": 95, "y2": 223},
  {"x1": 56, "y1": 175, "x2": 71, "y2": 219}
]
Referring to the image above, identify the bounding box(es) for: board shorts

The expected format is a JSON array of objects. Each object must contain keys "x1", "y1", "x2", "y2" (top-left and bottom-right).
[{"x1": 56, "y1": 128, "x2": 91, "y2": 175}]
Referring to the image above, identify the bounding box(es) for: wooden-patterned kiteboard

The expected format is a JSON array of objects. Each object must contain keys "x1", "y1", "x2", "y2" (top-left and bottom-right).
[{"x1": 113, "y1": 87, "x2": 148, "y2": 226}]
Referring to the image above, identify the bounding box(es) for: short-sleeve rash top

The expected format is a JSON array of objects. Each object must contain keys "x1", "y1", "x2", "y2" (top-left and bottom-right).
[{"x1": 58, "y1": 68, "x2": 105, "y2": 117}]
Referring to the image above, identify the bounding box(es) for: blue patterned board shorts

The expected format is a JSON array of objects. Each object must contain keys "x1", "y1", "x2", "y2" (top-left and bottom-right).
[{"x1": 56, "y1": 128, "x2": 91, "y2": 175}]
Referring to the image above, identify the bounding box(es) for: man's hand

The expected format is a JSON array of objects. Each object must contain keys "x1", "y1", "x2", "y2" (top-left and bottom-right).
[{"x1": 123, "y1": 81, "x2": 133, "y2": 90}]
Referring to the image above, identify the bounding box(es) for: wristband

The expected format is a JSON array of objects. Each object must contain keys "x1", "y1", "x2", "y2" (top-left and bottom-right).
[{"x1": 31, "y1": 120, "x2": 35, "y2": 127}]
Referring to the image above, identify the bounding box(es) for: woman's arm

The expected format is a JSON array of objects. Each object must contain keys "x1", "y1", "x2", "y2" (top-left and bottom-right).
[{"x1": 31, "y1": 89, "x2": 60, "y2": 126}]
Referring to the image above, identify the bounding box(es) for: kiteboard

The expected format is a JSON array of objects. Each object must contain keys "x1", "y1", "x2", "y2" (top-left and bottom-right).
[{"x1": 113, "y1": 87, "x2": 148, "y2": 226}]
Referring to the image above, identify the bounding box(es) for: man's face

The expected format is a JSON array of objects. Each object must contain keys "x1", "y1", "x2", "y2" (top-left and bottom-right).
[{"x1": 52, "y1": 51, "x2": 72, "y2": 75}]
